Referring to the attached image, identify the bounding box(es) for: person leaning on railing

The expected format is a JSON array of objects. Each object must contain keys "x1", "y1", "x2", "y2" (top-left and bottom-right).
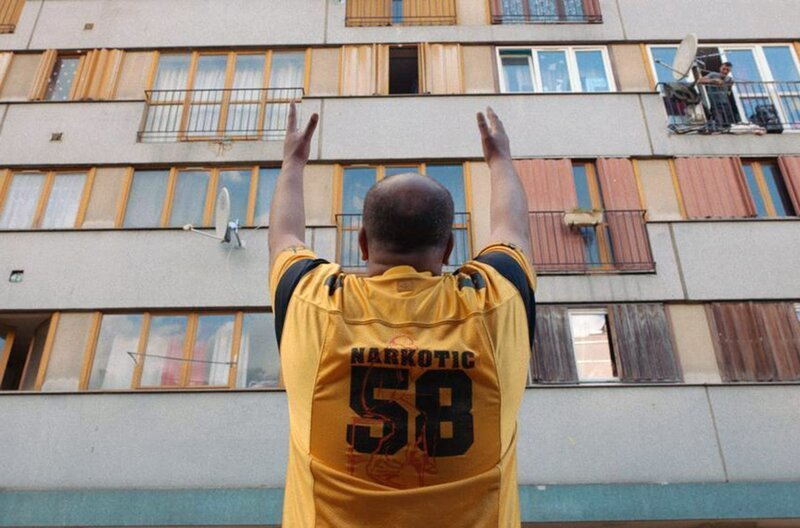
[{"x1": 698, "y1": 61, "x2": 740, "y2": 128}]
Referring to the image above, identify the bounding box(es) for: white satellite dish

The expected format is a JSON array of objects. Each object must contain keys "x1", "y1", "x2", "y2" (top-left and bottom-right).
[
  {"x1": 215, "y1": 187, "x2": 231, "y2": 239},
  {"x1": 182, "y1": 187, "x2": 244, "y2": 248},
  {"x1": 672, "y1": 33, "x2": 698, "y2": 80}
]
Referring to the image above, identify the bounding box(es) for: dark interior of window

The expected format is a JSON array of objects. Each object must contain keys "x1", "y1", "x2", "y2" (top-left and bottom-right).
[
  {"x1": 696, "y1": 47, "x2": 722, "y2": 77},
  {"x1": 0, "y1": 314, "x2": 51, "y2": 390},
  {"x1": 389, "y1": 46, "x2": 419, "y2": 95}
]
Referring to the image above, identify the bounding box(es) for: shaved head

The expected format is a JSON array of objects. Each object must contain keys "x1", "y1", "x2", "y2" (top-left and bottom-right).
[{"x1": 362, "y1": 173, "x2": 454, "y2": 255}]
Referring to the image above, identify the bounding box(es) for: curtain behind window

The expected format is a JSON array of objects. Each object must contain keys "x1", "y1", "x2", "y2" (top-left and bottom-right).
[
  {"x1": 0, "y1": 173, "x2": 45, "y2": 229},
  {"x1": 40, "y1": 172, "x2": 86, "y2": 229}
]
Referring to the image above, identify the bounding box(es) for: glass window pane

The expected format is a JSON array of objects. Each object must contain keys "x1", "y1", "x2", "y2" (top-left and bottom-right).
[
  {"x1": 193, "y1": 55, "x2": 228, "y2": 91},
  {"x1": 254, "y1": 168, "x2": 279, "y2": 225},
  {"x1": 651, "y1": 47, "x2": 678, "y2": 84},
  {"x1": 537, "y1": 50, "x2": 571, "y2": 92},
  {"x1": 140, "y1": 315, "x2": 188, "y2": 387},
  {"x1": 217, "y1": 170, "x2": 252, "y2": 225},
  {"x1": 232, "y1": 54, "x2": 266, "y2": 90},
  {"x1": 384, "y1": 166, "x2": 419, "y2": 177},
  {"x1": 44, "y1": 57, "x2": 80, "y2": 101},
  {"x1": 237, "y1": 313, "x2": 280, "y2": 388},
  {"x1": 576, "y1": 50, "x2": 610, "y2": 92},
  {"x1": 723, "y1": 49, "x2": 762, "y2": 82},
  {"x1": 89, "y1": 314, "x2": 142, "y2": 390},
  {"x1": 169, "y1": 171, "x2": 210, "y2": 227},
  {"x1": 572, "y1": 165, "x2": 593, "y2": 209},
  {"x1": 0, "y1": 174, "x2": 46, "y2": 229},
  {"x1": 569, "y1": 311, "x2": 616, "y2": 381},
  {"x1": 501, "y1": 0, "x2": 524, "y2": 17},
  {"x1": 426, "y1": 165, "x2": 466, "y2": 212},
  {"x1": 40, "y1": 173, "x2": 86, "y2": 229},
  {"x1": 763, "y1": 46, "x2": 800, "y2": 82},
  {"x1": 501, "y1": 52, "x2": 534, "y2": 93},
  {"x1": 153, "y1": 54, "x2": 191, "y2": 91},
  {"x1": 124, "y1": 170, "x2": 170, "y2": 228},
  {"x1": 529, "y1": 0, "x2": 557, "y2": 18},
  {"x1": 341, "y1": 167, "x2": 377, "y2": 215},
  {"x1": 188, "y1": 315, "x2": 235, "y2": 387},
  {"x1": 761, "y1": 163, "x2": 795, "y2": 216},
  {"x1": 269, "y1": 51, "x2": 305, "y2": 90},
  {"x1": 742, "y1": 164, "x2": 767, "y2": 217}
]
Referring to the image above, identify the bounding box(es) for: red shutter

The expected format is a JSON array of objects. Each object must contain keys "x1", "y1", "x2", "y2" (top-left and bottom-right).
[
  {"x1": 596, "y1": 158, "x2": 651, "y2": 270},
  {"x1": 489, "y1": 0, "x2": 502, "y2": 21},
  {"x1": 707, "y1": 303, "x2": 778, "y2": 382},
  {"x1": 778, "y1": 156, "x2": 800, "y2": 215},
  {"x1": 515, "y1": 159, "x2": 584, "y2": 271},
  {"x1": 581, "y1": 0, "x2": 601, "y2": 20},
  {"x1": 674, "y1": 157, "x2": 755, "y2": 219},
  {"x1": 753, "y1": 303, "x2": 800, "y2": 381}
]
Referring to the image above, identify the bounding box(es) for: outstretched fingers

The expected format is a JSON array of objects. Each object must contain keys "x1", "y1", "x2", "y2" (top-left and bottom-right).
[
  {"x1": 287, "y1": 102, "x2": 298, "y2": 133},
  {"x1": 487, "y1": 106, "x2": 505, "y2": 134},
  {"x1": 477, "y1": 111, "x2": 490, "y2": 137},
  {"x1": 303, "y1": 113, "x2": 320, "y2": 142}
]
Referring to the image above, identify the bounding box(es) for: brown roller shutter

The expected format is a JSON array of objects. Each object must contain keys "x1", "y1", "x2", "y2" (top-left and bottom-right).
[
  {"x1": 532, "y1": 306, "x2": 578, "y2": 383},
  {"x1": 582, "y1": 0, "x2": 601, "y2": 21},
  {"x1": 707, "y1": 303, "x2": 778, "y2": 382},
  {"x1": 674, "y1": 157, "x2": 755, "y2": 219},
  {"x1": 515, "y1": 158, "x2": 585, "y2": 271},
  {"x1": 777, "y1": 156, "x2": 800, "y2": 215},
  {"x1": 610, "y1": 304, "x2": 681, "y2": 382},
  {"x1": 489, "y1": 0, "x2": 502, "y2": 22},
  {"x1": 753, "y1": 302, "x2": 800, "y2": 381}
]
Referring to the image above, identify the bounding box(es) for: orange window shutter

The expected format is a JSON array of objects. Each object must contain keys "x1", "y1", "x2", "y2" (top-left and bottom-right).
[
  {"x1": 424, "y1": 43, "x2": 462, "y2": 94},
  {"x1": 777, "y1": 156, "x2": 800, "y2": 214},
  {"x1": 0, "y1": 0, "x2": 25, "y2": 31},
  {"x1": 674, "y1": 157, "x2": 753, "y2": 219},
  {"x1": 71, "y1": 50, "x2": 99, "y2": 100},
  {"x1": 28, "y1": 49, "x2": 57, "y2": 100},
  {"x1": 582, "y1": 0, "x2": 601, "y2": 19},
  {"x1": 0, "y1": 52, "x2": 12, "y2": 91},
  {"x1": 514, "y1": 158, "x2": 585, "y2": 271},
  {"x1": 375, "y1": 44, "x2": 389, "y2": 95},
  {"x1": 340, "y1": 45, "x2": 376, "y2": 96},
  {"x1": 347, "y1": 0, "x2": 390, "y2": 26}
]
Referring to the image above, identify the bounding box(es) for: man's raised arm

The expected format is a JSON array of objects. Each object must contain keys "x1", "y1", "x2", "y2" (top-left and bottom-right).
[
  {"x1": 268, "y1": 103, "x2": 319, "y2": 269},
  {"x1": 477, "y1": 107, "x2": 533, "y2": 264}
]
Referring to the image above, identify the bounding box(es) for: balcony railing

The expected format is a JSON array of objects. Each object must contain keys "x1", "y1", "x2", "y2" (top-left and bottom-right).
[
  {"x1": 335, "y1": 213, "x2": 472, "y2": 272},
  {"x1": 659, "y1": 81, "x2": 800, "y2": 135},
  {"x1": 345, "y1": 0, "x2": 457, "y2": 26},
  {"x1": 490, "y1": 0, "x2": 602, "y2": 24},
  {"x1": 138, "y1": 87, "x2": 304, "y2": 142},
  {"x1": 529, "y1": 210, "x2": 655, "y2": 274}
]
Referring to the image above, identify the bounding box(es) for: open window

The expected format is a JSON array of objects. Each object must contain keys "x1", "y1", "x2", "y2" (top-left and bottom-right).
[
  {"x1": 568, "y1": 308, "x2": 618, "y2": 382},
  {"x1": 388, "y1": 46, "x2": 420, "y2": 94},
  {"x1": 0, "y1": 314, "x2": 54, "y2": 391}
]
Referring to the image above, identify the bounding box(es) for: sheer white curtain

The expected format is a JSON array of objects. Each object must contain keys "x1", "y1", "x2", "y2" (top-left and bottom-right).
[
  {"x1": 228, "y1": 54, "x2": 266, "y2": 134},
  {"x1": 188, "y1": 55, "x2": 227, "y2": 136},
  {"x1": 206, "y1": 318, "x2": 234, "y2": 386},
  {"x1": 40, "y1": 172, "x2": 86, "y2": 228},
  {"x1": 0, "y1": 174, "x2": 46, "y2": 229},
  {"x1": 529, "y1": 0, "x2": 557, "y2": 17},
  {"x1": 265, "y1": 52, "x2": 305, "y2": 137},
  {"x1": 148, "y1": 54, "x2": 191, "y2": 140}
]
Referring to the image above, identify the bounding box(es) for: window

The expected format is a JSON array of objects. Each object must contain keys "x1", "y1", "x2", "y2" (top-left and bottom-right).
[
  {"x1": 0, "y1": 171, "x2": 91, "y2": 230},
  {"x1": 498, "y1": 47, "x2": 614, "y2": 93},
  {"x1": 0, "y1": 314, "x2": 55, "y2": 391},
  {"x1": 336, "y1": 163, "x2": 471, "y2": 270},
  {"x1": 120, "y1": 166, "x2": 278, "y2": 228},
  {"x1": 141, "y1": 50, "x2": 306, "y2": 141},
  {"x1": 531, "y1": 304, "x2": 681, "y2": 384},
  {"x1": 795, "y1": 304, "x2": 800, "y2": 323},
  {"x1": 490, "y1": 0, "x2": 601, "y2": 24},
  {"x1": 0, "y1": 0, "x2": 25, "y2": 33},
  {"x1": 30, "y1": 49, "x2": 124, "y2": 101},
  {"x1": 389, "y1": 46, "x2": 420, "y2": 94},
  {"x1": 742, "y1": 161, "x2": 796, "y2": 217},
  {"x1": 43, "y1": 55, "x2": 80, "y2": 101},
  {"x1": 345, "y1": 0, "x2": 457, "y2": 26},
  {"x1": 85, "y1": 311, "x2": 280, "y2": 390},
  {"x1": 568, "y1": 309, "x2": 617, "y2": 382}
]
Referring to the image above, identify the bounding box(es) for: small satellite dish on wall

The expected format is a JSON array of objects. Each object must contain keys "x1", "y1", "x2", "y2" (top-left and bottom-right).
[
  {"x1": 182, "y1": 187, "x2": 244, "y2": 249},
  {"x1": 672, "y1": 33, "x2": 698, "y2": 80}
]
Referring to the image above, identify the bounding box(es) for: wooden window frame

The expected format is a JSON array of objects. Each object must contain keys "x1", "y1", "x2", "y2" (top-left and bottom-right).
[
  {"x1": 0, "y1": 323, "x2": 15, "y2": 385},
  {"x1": 496, "y1": 45, "x2": 616, "y2": 93},
  {"x1": 0, "y1": 169, "x2": 94, "y2": 230},
  {"x1": 742, "y1": 159, "x2": 797, "y2": 217},
  {"x1": 571, "y1": 160, "x2": 614, "y2": 270}
]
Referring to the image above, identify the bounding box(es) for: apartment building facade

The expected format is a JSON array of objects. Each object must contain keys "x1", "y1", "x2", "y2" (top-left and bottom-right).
[{"x1": 1, "y1": 0, "x2": 799, "y2": 526}]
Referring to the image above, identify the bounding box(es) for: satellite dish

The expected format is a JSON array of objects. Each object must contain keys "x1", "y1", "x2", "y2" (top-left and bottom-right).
[
  {"x1": 215, "y1": 187, "x2": 231, "y2": 239},
  {"x1": 672, "y1": 33, "x2": 698, "y2": 80}
]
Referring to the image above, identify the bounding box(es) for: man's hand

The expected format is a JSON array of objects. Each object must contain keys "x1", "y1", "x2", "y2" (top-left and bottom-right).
[
  {"x1": 477, "y1": 107, "x2": 511, "y2": 166},
  {"x1": 283, "y1": 102, "x2": 319, "y2": 166}
]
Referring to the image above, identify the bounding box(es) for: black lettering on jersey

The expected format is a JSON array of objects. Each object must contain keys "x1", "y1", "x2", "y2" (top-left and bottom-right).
[
  {"x1": 367, "y1": 347, "x2": 382, "y2": 364},
  {"x1": 451, "y1": 351, "x2": 460, "y2": 369},
  {"x1": 384, "y1": 348, "x2": 399, "y2": 365},
  {"x1": 462, "y1": 351, "x2": 476, "y2": 369},
  {"x1": 418, "y1": 350, "x2": 433, "y2": 367},
  {"x1": 351, "y1": 347, "x2": 365, "y2": 365},
  {"x1": 434, "y1": 350, "x2": 449, "y2": 368},
  {"x1": 400, "y1": 349, "x2": 416, "y2": 367}
]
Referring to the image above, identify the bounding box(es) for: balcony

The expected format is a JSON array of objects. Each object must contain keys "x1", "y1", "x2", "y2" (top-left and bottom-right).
[
  {"x1": 345, "y1": 0, "x2": 457, "y2": 27},
  {"x1": 335, "y1": 213, "x2": 472, "y2": 272},
  {"x1": 490, "y1": 0, "x2": 602, "y2": 24},
  {"x1": 659, "y1": 81, "x2": 800, "y2": 135},
  {"x1": 529, "y1": 210, "x2": 655, "y2": 274},
  {"x1": 138, "y1": 87, "x2": 304, "y2": 142}
]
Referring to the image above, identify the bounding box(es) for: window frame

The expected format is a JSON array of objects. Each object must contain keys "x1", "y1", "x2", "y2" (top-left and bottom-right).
[
  {"x1": 117, "y1": 165, "x2": 275, "y2": 228},
  {"x1": 742, "y1": 160, "x2": 796, "y2": 217},
  {"x1": 0, "y1": 323, "x2": 15, "y2": 386},
  {"x1": 146, "y1": 49, "x2": 310, "y2": 141},
  {"x1": 0, "y1": 169, "x2": 94, "y2": 230},
  {"x1": 496, "y1": 45, "x2": 616, "y2": 94},
  {"x1": 567, "y1": 307, "x2": 620, "y2": 383}
]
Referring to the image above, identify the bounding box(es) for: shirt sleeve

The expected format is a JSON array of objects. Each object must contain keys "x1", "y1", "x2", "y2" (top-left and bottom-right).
[
  {"x1": 474, "y1": 243, "x2": 537, "y2": 348},
  {"x1": 269, "y1": 246, "x2": 328, "y2": 347}
]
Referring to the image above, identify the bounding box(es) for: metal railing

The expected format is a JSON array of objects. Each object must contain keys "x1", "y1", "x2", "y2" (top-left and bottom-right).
[
  {"x1": 346, "y1": 0, "x2": 457, "y2": 26},
  {"x1": 138, "y1": 87, "x2": 304, "y2": 142},
  {"x1": 658, "y1": 81, "x2": 800, "y2": 135},
  {"x1": 335, "y1": 213, "x2": 472, "y2": 272},
  {"x1": 490, "y1": 0, "x2": 602, "y2": 24},
  {"x1": 529, "y1": 210, "x2": 655, "y2": 273}
]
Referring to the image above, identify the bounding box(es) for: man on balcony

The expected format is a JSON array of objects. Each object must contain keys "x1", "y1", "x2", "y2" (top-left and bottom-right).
[
  {"x1": 268, "y1": 104, "x2": 536, "y2": 527},
  {"x1": 698, "y1": 61, "x2": 739, "y2": 129}
]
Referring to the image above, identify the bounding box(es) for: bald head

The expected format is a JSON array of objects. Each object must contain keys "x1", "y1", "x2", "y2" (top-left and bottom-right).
[{"x1": 362, "y1": 173, "x2": 454, "y2": 255}]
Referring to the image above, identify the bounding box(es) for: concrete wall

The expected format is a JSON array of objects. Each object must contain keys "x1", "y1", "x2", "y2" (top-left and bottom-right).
[{"x1": 3, "y1": 385, "x2": 799, "y2": 489}]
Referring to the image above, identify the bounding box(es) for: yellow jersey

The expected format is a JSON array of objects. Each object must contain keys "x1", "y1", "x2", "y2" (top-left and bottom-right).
[{"x1": 270, "y1": 244, "x2": 536, "y2": 527}]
